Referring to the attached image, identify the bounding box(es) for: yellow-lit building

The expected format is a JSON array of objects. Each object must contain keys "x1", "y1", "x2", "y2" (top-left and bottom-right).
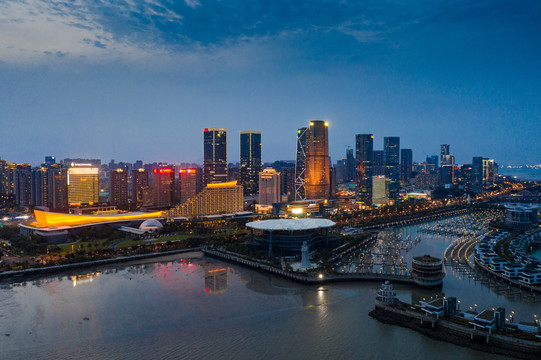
[
  {"x1": 305, "y1": 120, "x2": 330, "y2": 200},
  {"x1": 166, "y1": 181, "x2": 243, "y2": 217},
  {"x1": 67, "y1": 164, "x2": 99, "y2": 205}
]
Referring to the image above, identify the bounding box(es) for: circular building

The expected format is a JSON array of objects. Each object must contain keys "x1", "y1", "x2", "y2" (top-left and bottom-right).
[
  {"x1": 139, "y1": 219, "x2": 163, "y2": 233},
  {"x1": 411, "y1": 254, "x2": 445, "y2": 287},
  {"x1": 505, "y1": 204, "x2": 539, "y2": 230},
  {"x1": 246, "y1": 218, "x2": 338, "y2": 256}
]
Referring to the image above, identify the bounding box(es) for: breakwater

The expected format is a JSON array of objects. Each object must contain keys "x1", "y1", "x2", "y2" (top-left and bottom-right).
[
  {"x1": 357, "y1": 208, "x2": 474, "y2": 231},
  {"x1": 370, "y1": 304, "x2": 541, "y2": 359},
  {"x1": 0, "y1": 248, "x2": 201, "y2": 280},
  {"x1": 202, "y1": 248, "x2": 415, "y2": 285}
]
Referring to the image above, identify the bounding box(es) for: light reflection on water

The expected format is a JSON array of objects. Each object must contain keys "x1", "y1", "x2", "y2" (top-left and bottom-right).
[{"x1": 0, "y1": 217, "x2": 536, "y2": 359}]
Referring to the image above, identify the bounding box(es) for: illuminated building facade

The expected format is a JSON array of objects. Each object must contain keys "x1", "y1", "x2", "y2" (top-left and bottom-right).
[
  {"x1": 67, "y1": 164, "x2": 99, "y2": 205},
  {"x1": 179, "y1": 168, "x2": 201, "y2": 204},
  {"x1": 294, "y1": 127, "x2": 307, "y2": 200},
  {"x1": 400, "y1": 148, "x2": 413, "y2": 185},
  {"x1": 203, "y1": 128, "x2": 227, "y2": 185},
  {"x1": 426, "y1": 155, "x2": 439, "y2": 174},
  {"x1": 152, "y1": 168, "x2": 175, "y2": 208},
  {"x1": 472, "y1": 157, "x2": 496, "y2": 192},
  {"x1": 239, "y1": 130, "x2": 262, "y2": 196},
  {"x1": 259, "y1": 168, "x2": 281, "y2": 205},
  {"x1": 384, "y1": 137, "x2": 400, "y2": 201},
  {"x1": 110, "y1": 168, "x2": 128, "y2": 208},
  {"x1": 305, "y1": 120, "x2": 330, "y2": 200},
  {"x1": 166, "y1": 181, "x2": 243, "y2": 217},
  {"x1": 31, "y1": 167, "x2": 48, "y2": 207},
  {"x1": 372, "y1": 175, "x2": 388, "y2": 205},
  {"x1": 132, "y1": 168, "x2": 149, "y2": 208},
  {"x1": 355, "y1": 134, "x2": 373, "y2": 204}
]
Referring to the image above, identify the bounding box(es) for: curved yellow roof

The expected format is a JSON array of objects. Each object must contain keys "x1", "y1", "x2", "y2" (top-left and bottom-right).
[{"x1": 34, "y1": 210, "x2": 163, "y2": 227}]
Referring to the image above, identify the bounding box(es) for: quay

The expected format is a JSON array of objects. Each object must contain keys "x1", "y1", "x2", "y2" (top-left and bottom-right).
[{"x1": 370, "y1": 282, "x2": 541, "y2": 359}]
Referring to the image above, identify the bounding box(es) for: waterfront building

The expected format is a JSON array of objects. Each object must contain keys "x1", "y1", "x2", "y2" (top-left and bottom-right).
[
  {"x1": 472, "y1": 157, "x2": 497, "y2": 192},
  {"x1": 305, "y1": 120, "x2": 330, "y2": 200},
  {"x1": 178, "y1": 168, "x2": 202, "y2": 204},
  {"x1": 246, "y1": 218, "x2": 338, "y2": 256},
  {"x1": 259, "y1": 168, "x2": 281, "y2": 205},
  {"x1": 166, "y1": 181, "x2": 243, "y2": 217},
  {"x1": 411, "y1": 254, "x2": 445, "y2": 287},
  {"x1": 295, "y1": 127, "x2": 308, "y2": 200},
  {"x1": 400, "y1": 148, "x2": 412, "y2": 185},
  {"x1": 375, "y1": 281, "x2": 397, "y2": 305},
  {"x1": 356, "y1": 134, "x2": 373, "y2": 205},
  {"x1": 203, "y1": 128, "x2": 228, "y2": 185},
  {"x1": 505, "y1": 204, "x2": 539, "y2": 230},
  {"x1": 239, "y1": 131, "x2": 262, "y2": 196},
  {"x1": 372, "y1": 175, "x2": 388, "y2": 205},
  {"x1": 152, "y1": 168, "x2": 175, "y2": 208},
  {"x1": 132, "y1": 168, "x2": 149, "y2": 208},
  {"x1": 373, "y1": 150, "x2": 385, "y2": 176},
  {"x1": 384, "y1": 137, "x2": 400, "y2": 201},
  {"x1": 110, "y1": 168, "x2": 128, "y2": 208}
]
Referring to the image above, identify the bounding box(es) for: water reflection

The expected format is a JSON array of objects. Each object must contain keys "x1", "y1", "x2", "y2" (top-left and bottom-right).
[{"x1": 203, "y1": 264, "x2": 229, "y2": 294}]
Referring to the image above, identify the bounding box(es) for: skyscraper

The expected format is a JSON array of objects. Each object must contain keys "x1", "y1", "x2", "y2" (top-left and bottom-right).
[
  {"x1": 471, "y1": 157, "x2": 484, "y2": 192},
  {"x1": 152, "y1": 168, "x2": 175, "y2": 208},
  {"x1": 355, "y1": 134, "x2": 373, "y2": 204},
  {"x1": 426, "y1": 155, "x2": 439, "y2": 174},
  {"x1": 400, "y1": 148, "x2": 413, "y2": 184},
  {"x1": 305, "y1": 120, "x2": 330, "y2": 200},
  {"x1": 384, "y1": 137, "x2": 400, "y2": 201},
  {"x1": 373, "y1": 150, "x2": 385, "y2": 176},
  {"x1": 47, "y1": 164, "x2": 68, "y2": 211},
  {"x1": 67, "y1": 163, "x2": 99, "y2": 205},
  {"x1": 203, "y1": 128, "x2": 227, "y2": 186},
  {"x1": 110, "y1": 168, "x2": 128, "y2": 208},
  {"x1": 13, "y1": 164, "x2": 32, "y2": 207},
  {"x1": 132, "y1": 168, "x2": 149, "y2": 208},
  {"x1": 239, "y1": 131, "x2": 262, "y2": 196},
  {"x1": 259, "y1": 168, "x2": 281, "y2": 205},
  {"x1": 440, "y1": 144, "x2": 455, "y2": 166},
  {"x1": 294, "y1": 127, "x2": 308, "y2": 200}
]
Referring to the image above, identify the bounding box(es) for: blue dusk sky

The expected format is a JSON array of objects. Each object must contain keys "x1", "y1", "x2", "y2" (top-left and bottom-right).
[{"x1": 0, "y1": 0, "x2": 539, "y2": 166}]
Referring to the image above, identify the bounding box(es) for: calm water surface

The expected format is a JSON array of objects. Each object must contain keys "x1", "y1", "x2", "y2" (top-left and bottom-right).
[{"x1": 1, "y1": 215, "x2": 538, "y2": 359}]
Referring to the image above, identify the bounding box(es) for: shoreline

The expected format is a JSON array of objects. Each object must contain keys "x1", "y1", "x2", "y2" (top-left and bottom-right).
[
  {"x1": 0, "y1": 248, "x2": 201, "y2": 281},
  {"x1": 369, "y1": 305, "x2": 540, "y2": 360}
]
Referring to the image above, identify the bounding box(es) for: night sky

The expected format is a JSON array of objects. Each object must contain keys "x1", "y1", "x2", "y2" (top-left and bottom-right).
[{"x1": 0, "y1": 1, "x2": 540, "y2": 166}]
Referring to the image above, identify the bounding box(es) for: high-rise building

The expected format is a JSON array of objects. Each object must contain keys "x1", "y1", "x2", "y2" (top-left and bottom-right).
[
  {"x1": 471, "y1": 157, "x2": 484, "y2": 192},
  {"x1": 203, "y1": 128, "x2": 227, "y2": 185},
  {"x1": 67, "y1": 163, "x2": 99, "y2": 205},
  {"x1": 384, "y1": 137, "x2": 400, "y2": 201},
  {"x1": 355, "y1": 134, "x2": 374, "y2": 204},
  {"x1": 439, "y1": 165, "x2": 457, "y2": 186},
  {"x1": 110, "y1": 168, "x2": 128, "y2": 208},
  {"x1": 400, "y1": 149, "x2": 413, "y2": 184},
  {"x1": 440, "y1": 144, "x2": 455, "y2": 166},
  {"x1": 179, "y1": 168, "x2": 202, "y2": 204},
  {"x1": 132, "y1": 168, "x2": 149, "y2": 207},
  {"x1": 47, "y1": 164, "x2": 68, "y2": 211},
  {"x1": 31, "y1": 167, "x2": 48, "y2": 207},
  {"x1": 259, "y1": 168, "x2": 281, "y2": 205},
  {"x1": 295, "y1": 127, "x2": 308, "y2": 200},
  {"x1": 239, "y1": 131, "x2": 262, "y2": 196},
  {"x1": 305, "y1": 120, "x2": 330, "y2": 200},
  {"x1": 13, "y1": 164, "x2": 32, "y2": 207},
  {"x1": 279, "y1": 167, "x2": 295, "y2": 202},
  {"x1": 344, "y1": 147, "x2": 356, "y2": 182},
  {"x1": 426, "y1": 155, "x2": 439, "y2": 174},
  {"x1": 373, "y1": 150, "x2": 385, "y2": 176},
  {"x1": 152, "y1": 168, "x2": 175, "y2": 208},
  {"x1": 44, "y1": 156, "x2": 56, "y2": 166},
  {"x1": 372, "y1": 175, "x2": 388, "y2": 205}
]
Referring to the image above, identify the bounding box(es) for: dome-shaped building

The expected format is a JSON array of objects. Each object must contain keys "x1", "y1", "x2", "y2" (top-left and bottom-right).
[{"x1": 139, "y1": 219, "x2": 163, "y2": 233}]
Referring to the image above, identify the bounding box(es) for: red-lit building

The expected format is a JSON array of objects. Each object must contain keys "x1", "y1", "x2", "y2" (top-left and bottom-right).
[
  {"x1": 152, "y1": 168, "x2": 175, "y2": 208},
  {"x1": 178, "y1": 168, "x2": 202, "y2": 204}
]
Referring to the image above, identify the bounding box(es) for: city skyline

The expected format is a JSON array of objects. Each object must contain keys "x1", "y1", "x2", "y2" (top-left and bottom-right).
[{"x1": 1, "y1": 1, "x2": 540, "y2": 165}]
